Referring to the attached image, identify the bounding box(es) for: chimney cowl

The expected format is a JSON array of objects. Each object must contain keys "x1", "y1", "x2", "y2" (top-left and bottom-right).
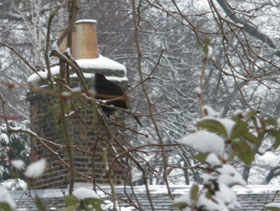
[{"x1": 75, "y1": 19, "x2": 99, "y2": 59}]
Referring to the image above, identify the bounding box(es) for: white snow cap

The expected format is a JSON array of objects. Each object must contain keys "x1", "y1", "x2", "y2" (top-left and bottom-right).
[
  {"x1": 11, "y1": 159, "x2": 25, "y2": 170},
  {"x1": 178, "y1": 130, "x2": 225, "y2": 156},
  {"x1": 76, "y1": 55, "x2": 126, "y2": 72},
  {"x1": 1, "y1": 178, "x2": 27, "y2": 191},
  {"x1": 215, "y1": 183, "x2": 241, "y2": 209},
  {"x1": 0, "y1": 185, "x2": 16, "y2": 209},
  {"x1": 194, "y1": 87, "x2": 201, "y2": 95},
  {"x1": 27, "y1": 55, "x2": 126, "y2": 85},
  {"x1": 76, "y1": 19, "x2": 97, "y2": 24},
  {"x1": 217, "y1": 164, "x2": 246, "y2": 186},
  {"x1": 206, "y1": 45, "x2": 213, "y2": 58},
  {"x1": 206, "y1": 153, "x2": 222, "y2": 167},
  {"x1": 202, "y1": 164, "x2": 246, "y2": 187},
  {"x1": 73, "y1": 187, "x2": 99, "y2": 200},
  {"x1": 24, "y1": 158, "x2": 47, "y2": 179}
]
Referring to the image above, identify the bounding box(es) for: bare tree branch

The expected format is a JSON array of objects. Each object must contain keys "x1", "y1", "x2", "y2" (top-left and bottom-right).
[{"x1": 215, "y1": 0, "x2": 276, "y2": 48}]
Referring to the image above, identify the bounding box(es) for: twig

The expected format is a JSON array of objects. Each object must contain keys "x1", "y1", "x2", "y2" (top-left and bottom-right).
[{"x1": 132, "y1": 0, "x2": 174, "y2": 203}]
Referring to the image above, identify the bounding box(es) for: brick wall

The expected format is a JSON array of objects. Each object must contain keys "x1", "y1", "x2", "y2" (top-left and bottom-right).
[{"x1": 27, "y1": 76, "x2": 129, "y2": 189}]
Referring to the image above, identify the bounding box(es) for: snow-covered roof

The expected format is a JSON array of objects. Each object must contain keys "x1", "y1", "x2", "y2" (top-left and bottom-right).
[
  {"x1": 8, "y1": 185, "x2": 280, "y2": 210},
  {"x1": 27, "y1": 55, "x2": 127, "y2": 86}
]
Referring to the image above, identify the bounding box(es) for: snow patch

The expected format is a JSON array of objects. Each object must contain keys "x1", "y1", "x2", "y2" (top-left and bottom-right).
[
  {"x1": 24, "y1": 159, "x2": 47, "y2": 179},
  {"x1": 217, "y1": 164, "x2": 246, "y2": 186},
  {"x1": 194, "y1": 87, "x2": 201, "y2": 95},
  {"x1": 11, "y1": 160, "x2": 25, "y2": 170},
  {"x1": 178, "y1": 130, "x2": 225, "y2": 156},
  {"x1": 1, "y1": 178, "x2": 27, "y2": 191},
  {"x1": 206, "y1": 153, "x2": 222, "y2": 167},
  {"x1": 206, "y1": 45, "x2": 213, "y2": 58},
  {"x1": 73, "y1": 187, "x2": 99, "y2": 200},
  {"x1": 76, "y1": 55, "x2": 126, "y2": 72},
  {"x1": 76, "y1": 19, "x2": 97, "y2": 24},
  {"x1": 0, "y1": 185, "x2": 16, "y2": 209}
]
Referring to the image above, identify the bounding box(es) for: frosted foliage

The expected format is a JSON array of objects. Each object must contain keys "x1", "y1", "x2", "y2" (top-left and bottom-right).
[
  {"x1": 233, "y1": 109, "x2": 243, "y2": 117},
  {"x1": 11, "y1": 160, "x2": 25, "y2": 170},
  {"x1": 73, "y1": 187, "x2": 99, "y2": 200},
  {"x1": 265, "y1": 203, "x2": 280, "y2": 208},
  {"x1": 178, "y1": 131, "x2": 225, "y2": 156},
  {"x1": 215, "y1": 184, "x2": 240, "y2": 209},
  {"x1": 198, "y1": 163, "x2": 245, "y2": 210},
  {"x1": 218, "y1": 119, "x2": 235, "y2": 137},
  {"x1": 217, "y1": 164, "x2": 246, "y2": 186},
  {"x1": 197, "y1": 193, "x2": 225, "y2": 210},
  {"x1": 1, "y1": 178, "x2": 27, "y2": 190},
  {"x1": 200, "y1": 117, "x2": 235, "y2": 138},
  {"x1": 199, "y1": 174, "x2": 243, "y2": 210},
  {"x1": 0, "y1": 185, "x2": 16, "y2": 209},
  {"x1": 102, "y1": 200, "x2": 135, "y2": 211},
  {"x1": 173, "y1": 193, "x2": 190, "y2": 205},
  {"x1": 202, "y1": 164, "x2": 245, "y2": 186},
  {"x1": 206, "y1": 153, "x2": 222, "y2": 167},
  {"x1": 24, "y1": 159, "x2": 47, "y2": 178}
]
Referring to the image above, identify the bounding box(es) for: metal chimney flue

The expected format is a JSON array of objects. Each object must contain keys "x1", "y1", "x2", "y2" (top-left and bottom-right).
[{"x1": 58, "y1": 19, "x2": 99, "y2": 59}]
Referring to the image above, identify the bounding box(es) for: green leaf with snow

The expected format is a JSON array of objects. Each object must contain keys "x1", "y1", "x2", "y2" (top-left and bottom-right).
[
  {"x1": 231, "y1": 117, "x2": 260, "y2": 145},
  {"x1": 266, "y1": 118, "x2": 278, "y2": 126},
  {"x1": 194, "y1": 153, "x2": 209, "y2": 163},
  {"x1": 64, "y1": 195, "x2": 80, "y2": 206},
  {"x1": 232, "y1": 141, "x2": 255, "y2": 165},
  {"x1": 196, "y1": 119, "x2": 228, "y2": 137},
  {"x1": 230, "y1": 119, "x2": 248, "y2": 140},
  {"x1": 190, "y1": 184, "x2": 199, "y2": 201},
  {"x1": 265, "y1": 206, "x2": 280, "y2": 211},
  {"x1": 244, "y1": 110, "x2": 258, "y2": 119},
  {"x1": 0, "y1": 202, "x2": 13, "y2": 211},
  {"x1": 243, "y1": 132, "x2": 261, "y2": 145},
  {"x1": 205, "y1": 191, "x2": 215, "y2": 200},
  {"x1": 273, "y1": 133, "x2": 280, "y2": 150},
  {"x1": 83, "y1": 198, "x2": 104, "y2": 211},
  {"x1": 171, "y1": 202, "x2": 188, "y2": 209}
]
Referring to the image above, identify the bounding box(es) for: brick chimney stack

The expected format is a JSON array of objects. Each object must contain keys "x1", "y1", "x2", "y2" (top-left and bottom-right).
[{"x1": 27, "y1": 20, "x2": 128, "y2": 189}]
